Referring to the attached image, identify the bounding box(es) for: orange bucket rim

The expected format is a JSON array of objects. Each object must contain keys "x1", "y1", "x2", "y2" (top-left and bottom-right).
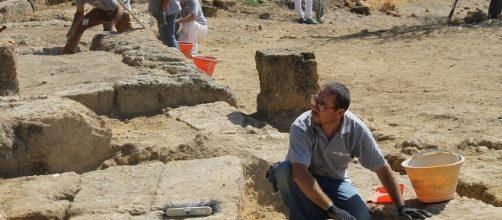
[{"x1": 192, "y1": 55, "x2": 219, "y2": 61}]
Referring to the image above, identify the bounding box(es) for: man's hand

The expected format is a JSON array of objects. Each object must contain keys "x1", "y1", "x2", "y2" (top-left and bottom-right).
[
  {"x1": 325, "y1": 205, "x2": 356, "y2": 220},
  {"x1": 398, "y1": 206, "x2": 432, "y2": 219}
]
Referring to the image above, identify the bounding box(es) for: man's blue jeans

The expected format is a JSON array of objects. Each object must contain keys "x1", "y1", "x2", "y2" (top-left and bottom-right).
[
  {"x1": 154, "y1": 12, "x2": 178, "y2": 49},
  {"x1": 274, "y1": 161, "x2": 371, "y2": 220}
]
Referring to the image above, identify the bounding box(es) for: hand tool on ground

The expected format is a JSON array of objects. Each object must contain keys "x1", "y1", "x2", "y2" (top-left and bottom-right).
[{"x1": 162, "y1": 199, "x2": 221, "y2": 218}]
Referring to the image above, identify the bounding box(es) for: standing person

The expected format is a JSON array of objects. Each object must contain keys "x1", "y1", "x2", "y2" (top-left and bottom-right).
[
  {"x1": 295, "y1": 0, "x2": 317, "y2": 24},
  {"x1": 176, "y1": 0, "x2": 208, "y2": 54},
  {"x1": 267, "y1": 82, "x2": 433, "y2": 220},
  {"x1": 63, "y1": 0, "x2": 132, "y2": 54},
  {"x1": 149, "y1": 0, "x2": 181, "y2": 48},
  {"x1": 489, "y1": 0, "x2": 502, "y2": 19}
]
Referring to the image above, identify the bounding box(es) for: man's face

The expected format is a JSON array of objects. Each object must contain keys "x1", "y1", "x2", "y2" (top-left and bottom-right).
[{"x1": 310, "y1": 88, "x2": 344, "y2": 125}]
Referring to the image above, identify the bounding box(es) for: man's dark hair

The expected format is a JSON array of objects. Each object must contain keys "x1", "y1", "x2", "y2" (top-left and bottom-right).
[{"x1": 323, "y1": 82, "x2": 350, "y2": 110}]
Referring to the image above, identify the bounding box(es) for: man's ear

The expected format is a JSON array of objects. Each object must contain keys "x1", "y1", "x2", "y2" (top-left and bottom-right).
[{"x1": 335, "y1": 108, "x2": 345, "y2": 117}]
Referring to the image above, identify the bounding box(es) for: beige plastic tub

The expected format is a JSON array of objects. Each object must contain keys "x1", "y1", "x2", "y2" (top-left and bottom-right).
[{"x1": 401, "y1": 151, "x2": 464, "y2": 203}]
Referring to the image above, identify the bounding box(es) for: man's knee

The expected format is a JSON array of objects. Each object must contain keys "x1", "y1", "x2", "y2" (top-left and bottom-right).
[{"x1": 274, "y1": 161, "x2": 292, "y2": 187}]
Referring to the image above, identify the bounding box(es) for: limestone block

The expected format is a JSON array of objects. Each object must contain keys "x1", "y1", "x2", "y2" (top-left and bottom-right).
[
  {"x1": 0, "y1": 157, "x2": 244, "y2": 219},
  {"x1": 56, "y1": 82, "x2": 115, "y2": 115},
  {"x1": 0, "y1": 0, "x2": 33, "y2": 18},
  {"x1": 255, "y1": 48, "x2": 319, "y2": 131},
  {"x1": 0, "y1": 96, "x2": 113, "y2": 177},
  {"x1": 114, "y1": 73, "x2": 237, "y2": 118},
  {"x1": 0, "y1": 38, "x2": 18, "y2": 96},
  {"x1": 153, "y1": 156, "x2": 244, "y2": 219},
  {"x1": 167, "y1": 102, "x2": 289, "y2": 162},
  {"x1": 0, "y1": 172, "x2": 80, "y2": 219},
  {"x1": 69, "y1": 157, "x2": 243, "y2": 219},
  {"x1": 67, "y1": 162, "x2": 163, "y2": 218},
  {"x1": 90, "y1": 30, "x2": 199, "y2": 74}
]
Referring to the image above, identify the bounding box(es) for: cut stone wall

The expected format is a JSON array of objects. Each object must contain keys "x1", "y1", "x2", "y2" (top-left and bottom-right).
[
  {"x1": 255, "y1": 48, "x2": 319, "y2": 131},
  {"x1": 115, "y1": 72, "x2": 237, "y2": 118},
  {"x1": 0, "y1": 38, "x2": 19, "y2": 96},
  {"x1": 0, "y1": 97, "x2": 113, "y2": 178}
]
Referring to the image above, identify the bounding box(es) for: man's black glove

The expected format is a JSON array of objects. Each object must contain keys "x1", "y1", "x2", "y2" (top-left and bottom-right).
[
  {"x1": 398, "y1": 206, "x2": 433, "y2": 219},
  {"x1": 265, "y1": 162, "x2": 280, "y2": 193},
  {"x1": 325, "y1": 205, "x2": 356, "y2": 220}
]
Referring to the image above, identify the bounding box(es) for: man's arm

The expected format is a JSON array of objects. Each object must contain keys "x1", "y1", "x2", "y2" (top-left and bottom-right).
[
  {"x1": 160, "y1": 0, "x2": 170, "y2": 11},
  {"x1": 375, "y1": 163, "x2": 405, "y2": 207},
  {"x1": 291, "y1": 163, "x2": 333, "y2": 210},
  {"x1": 67, "y1": 5, "x2": 85, "y2": 38},
  {"x1": 176, "y1": 13, "x2": 195, "y2": 24}
]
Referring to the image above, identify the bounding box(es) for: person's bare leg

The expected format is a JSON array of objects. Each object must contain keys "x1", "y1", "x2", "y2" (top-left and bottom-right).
[{"x1": 63, "y1": 9, "x2": 109, "y2": 54}]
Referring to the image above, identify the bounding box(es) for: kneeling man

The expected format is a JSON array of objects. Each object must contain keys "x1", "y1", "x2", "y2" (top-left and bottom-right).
[{"x1": 63, "y1": 0, "x2": 132, "y2": 54}]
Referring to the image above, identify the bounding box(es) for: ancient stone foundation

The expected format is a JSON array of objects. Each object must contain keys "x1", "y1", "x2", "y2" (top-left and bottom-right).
[
  {"x1": 255, "y1": 48, "x2": 319, "y2": 131},
  {"x1": 0, "y1": 39, "x2": 19, "y2": 96},
  {"x1": 0, "y1": 97, "x2": 113, "y2": 178}
]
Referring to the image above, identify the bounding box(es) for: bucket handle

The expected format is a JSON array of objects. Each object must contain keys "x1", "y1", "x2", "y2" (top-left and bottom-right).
[{"x1": 409, "y1": 149, "x2": 462, "y2": 161}]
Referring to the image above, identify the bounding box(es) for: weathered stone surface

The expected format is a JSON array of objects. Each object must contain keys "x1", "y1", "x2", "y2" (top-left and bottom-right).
[
  {"x1": 0, "y1": 172, "x2": 80, "y2": 219},
  {"x1": 90, "y1": 30, "x2": 197, "y2": 74},
  {"x1": 0, "y1": 96, "x2": 113, "y2": 177},
  {"x1": 167, "y1": 101, "x2": 288, "y2": 162},
  {"x1": 0, "y1": 0, "x2": 33, "y2": 23},
  {"x1": 255, "y1": 48, "x2": 319, "y2": 131},
  {"x1": 114, "y1": 72, "x2": 237, "y2": 118},
  {"x1": 0, "y1": 38, "x2": 18, "y2": 96},
  {"x1": 56, "y1": 82, "x2": 115, "y2": 115},
  {"x1": 0, "y1": 156, "x2": 245, "y2": 219},
  {"x1": 153, "y1": 156, "x2": 244, "y2": 219},
  {"x1": 17, "y1": 51, "x2": 138, "y2": 97}
]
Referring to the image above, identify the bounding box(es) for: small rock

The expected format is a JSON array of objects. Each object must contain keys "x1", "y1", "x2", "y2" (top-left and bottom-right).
[
  {"x1": 350, "y1": 5, "x2": 371, "y2": 15},
  {"x1": 410, "y1": 13, "x2": 417, "y2": 17},
  {"x1": 401, "y1": 146, "x2": 419, "y2": 155},
  {"x1": 258, "y1": 24, "x2": 263, "y2": 30},
  {"x1": 259, "y1": 13, "x2": 271, "y2": 19},
  {"x1": 426, "y1": 8, "x2": 430, "y2": 12},
  {"x1": 464, "y1": 9, "x2": 488, "y2": 23},
  {"x1": 476, "y1": 146, "x2": 489, "y2": 152}
]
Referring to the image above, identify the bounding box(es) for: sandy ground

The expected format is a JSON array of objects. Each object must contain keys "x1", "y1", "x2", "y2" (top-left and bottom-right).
[{"x1": 1, "y1": 0, "x2": 502, "y2": 218}]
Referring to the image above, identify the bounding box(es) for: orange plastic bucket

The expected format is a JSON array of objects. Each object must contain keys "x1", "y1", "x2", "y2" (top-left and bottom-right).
[
  {"x1": 178, "y1": 41, "x2": 194, "y2": 58},
  {"x1": 401, "y1": 151, "x2": 464, "y2": 203},
  {"x1": 192, "y1": 55, "x2": 219, "y2": 76}
]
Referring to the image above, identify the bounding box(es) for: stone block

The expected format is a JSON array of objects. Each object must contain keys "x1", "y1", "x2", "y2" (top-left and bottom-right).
[
  {"x1": 0, "y1": 96, "x2": 113, "y2": 177},
  {"x1": 114, "y1": 73, "x2": 237, "y2": 118},
  {"x1": 0, "y1": 38, "x2": 18, "y2": 95},
  {"x1": 55, "y1": 82, "x2": 115, "y2": 115},
  {"x1": 255, "y1": 48, "x2": 319, "y2": 131}
]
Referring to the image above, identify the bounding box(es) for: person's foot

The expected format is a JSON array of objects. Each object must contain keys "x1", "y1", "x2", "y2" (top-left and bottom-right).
[
  {"x1": 305, "y1": 18, "x2": 318, "y2": 24},
  {"x1": 298, "y1": 18, "x2": 307, "y2": 24}
]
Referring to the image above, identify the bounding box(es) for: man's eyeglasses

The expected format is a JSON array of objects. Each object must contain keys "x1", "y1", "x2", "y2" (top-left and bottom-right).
[{"x1": 311, "y1": 95, "x2": 337, "y2": 112}]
